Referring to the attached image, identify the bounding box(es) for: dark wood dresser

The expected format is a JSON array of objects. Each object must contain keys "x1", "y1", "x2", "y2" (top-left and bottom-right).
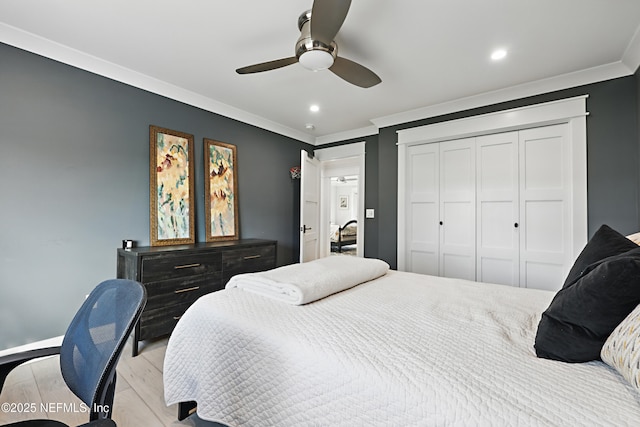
[{"x1": 117, "y1": 239, "x2": 277, "y2": 356}]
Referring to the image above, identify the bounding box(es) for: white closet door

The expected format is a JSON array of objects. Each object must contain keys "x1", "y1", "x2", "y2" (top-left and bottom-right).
[
  {"x1": 439, "y1": 138, "x2": 476, "y2": 280},
  {"x1": 406, "y1": 143, "x2": 440, "y2": 275},
  {"x1": 519, "y1": 124, "x2": 571, "y2": 291},
  {"x1": 476, "y1": 132, "x2": 520, "y2": 286}
]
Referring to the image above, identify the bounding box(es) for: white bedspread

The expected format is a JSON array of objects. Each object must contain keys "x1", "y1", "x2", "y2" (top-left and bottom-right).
[{"x1": 164, "y1": 270, "x2": 640, "y2": 426}]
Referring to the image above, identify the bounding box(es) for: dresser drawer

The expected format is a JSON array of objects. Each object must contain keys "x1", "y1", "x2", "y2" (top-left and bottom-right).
[
  {"x1": 139, "y1": 301, "x2": 194, "y2": 341},
  {"x1": 117, "y1": 239, "x2": 277, "y2": 356},
  {"x1": 144, "y1": 273, "x2": 222, "y2": 311},
  {"x1": 141, "y1": 252, "x2": 222, "y2": 283},
  {"x1": 222, "y1": 244, "x2": 276, "y2": 283}
]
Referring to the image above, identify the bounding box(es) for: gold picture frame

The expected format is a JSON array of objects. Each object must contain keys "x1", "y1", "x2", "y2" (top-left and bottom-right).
[
  {"x1": 204, "y1": 138, "x2": 239, "y2": 242},
  {"x1": 149, "y1": 125, "x2": 195, "y2": 246}
]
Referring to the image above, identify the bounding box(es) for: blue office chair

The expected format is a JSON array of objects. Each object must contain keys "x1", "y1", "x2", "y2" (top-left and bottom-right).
[{"x1": 0, "y1": 279, "x2": 146, "y2": 427}]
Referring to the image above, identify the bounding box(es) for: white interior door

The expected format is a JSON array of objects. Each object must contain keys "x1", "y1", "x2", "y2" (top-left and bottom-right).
[
  {"x1": 476, "y1": 132, "x2": 520, "y2": 286},
  {"x1": 519, "y1": 124, "x2": 571, "y2": 290},
  {"x1": 300, "y1": 150, "x2": 321, "y2": 263},
  {"x1": 439, "y1": 138, "x2": 476, "y2": 280},
  {"x1": 406, "y1": 143, "x2": 440, "y2": 275}
]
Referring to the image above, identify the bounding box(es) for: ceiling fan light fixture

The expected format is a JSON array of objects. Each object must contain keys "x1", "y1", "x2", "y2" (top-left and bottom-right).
[{"x1": 299, "y1": 50, "x2": 335, "y2": 71}]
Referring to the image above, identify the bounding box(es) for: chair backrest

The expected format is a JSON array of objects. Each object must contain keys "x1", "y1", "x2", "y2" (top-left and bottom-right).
[{"x1": 59, "y1": 279, "x2": 146, "y2": 420}]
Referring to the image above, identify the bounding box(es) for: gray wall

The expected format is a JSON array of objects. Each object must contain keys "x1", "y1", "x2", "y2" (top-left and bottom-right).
[
  {"x1": 323, "y1": 74, "x2": 640, "y2": 269},
  {"x1": 0, "y1": 43, "x2": 311, "y2": 350},
  {"x1": 2, "y1": 39, "x2": 638, "y2": 350},
  {"x1": 637, "y1": 68, "x2": 640, "y2": 202}
]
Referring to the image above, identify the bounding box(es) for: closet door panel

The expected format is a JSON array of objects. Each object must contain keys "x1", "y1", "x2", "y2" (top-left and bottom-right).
[
  {"x1": 439, "y1": 138, "x2": 476, "y2": 281},
  {"x1": 476, "y1": 132, "x2": 519, "y2": 286},
  {"x1": 407, "y1": 144, "x2": 439, "y2": 275},
  {"x1": 478, "y1": 201, "x2": 518, "y2": 285},
  {"x1": 519, "y1": 124, "x2": 570, "y2": 291},
  {"x1": 410, "y1": 203, "x2": 439, "y2": 275}
]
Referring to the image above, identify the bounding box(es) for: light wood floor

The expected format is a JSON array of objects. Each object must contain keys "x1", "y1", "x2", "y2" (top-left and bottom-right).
[{"x1": 0, "y1": 338, "x2": 222, "y2": 427}]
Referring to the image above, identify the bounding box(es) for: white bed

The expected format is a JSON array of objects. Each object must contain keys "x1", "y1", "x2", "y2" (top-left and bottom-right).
[{"x1": 163, "y1": 265, "x2": 640, "y2": 426}]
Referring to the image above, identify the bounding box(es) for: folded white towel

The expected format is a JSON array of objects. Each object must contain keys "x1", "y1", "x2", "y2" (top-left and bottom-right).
[{"x1": 226, "y1": 256, "x2": 390, "y2": 305}]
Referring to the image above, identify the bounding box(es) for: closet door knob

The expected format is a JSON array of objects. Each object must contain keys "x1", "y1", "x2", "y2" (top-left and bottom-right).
[
  {"x1": 439, "y1": 221, "x2": 443, "y2": 226},
  {"x1": 514, "y1": 223, "x2": 519, "y2": 228}
]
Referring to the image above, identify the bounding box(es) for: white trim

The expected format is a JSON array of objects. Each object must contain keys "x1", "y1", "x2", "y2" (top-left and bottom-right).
[
  {"x1": 315, "y1": 143, "x2": 366, "y2": 258},
  {"x1": 318, "y1": 61, "x2": 633, "y2": 145},
  {"x1": 397, "y1": 96, "x2": 588, "y2": 273},
  {"x1": 315, "y1": 141, "x2": 366, "y2": 160},
  {"x1": 622, "y1": 22, "x2": 640, "y2": 73},
  {"x1": 314, "y1": 126, "x2": 378, "y2": 146},
  {"x1": 373, "y1": 65, "x2": 624, "y2": 132},
  {"x1": 397, "y1": 142, "x2": 408, "y2": 271},
  {"x1": 397, "y1": 95, "x2": 589, "y2": 145},
  {"x1": 568, "y1": 115, "x2": 589, "y2": 259},
  {"x1": 0, "y1": 335, "x2": 63, "y2": 358}
]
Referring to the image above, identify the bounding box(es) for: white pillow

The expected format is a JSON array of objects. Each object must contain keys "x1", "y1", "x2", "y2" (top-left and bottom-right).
[
  {"x1": 601, "y1": 304, "x2": 640, "y2": 390},
  {"x1": 626, "y1": 232, "x2": 640, "y2": 245}
]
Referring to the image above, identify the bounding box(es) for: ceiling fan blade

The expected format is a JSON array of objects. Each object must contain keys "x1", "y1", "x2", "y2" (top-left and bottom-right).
[
  {"x1": 310, "y1": 0, "x2": 352, "y2": 45},
  {"x1": 329, "y1": 56, "x2": 381, "y2": 88},
  {"x1": 236, "y1": 57, "x2": 298, "y2": 74}
]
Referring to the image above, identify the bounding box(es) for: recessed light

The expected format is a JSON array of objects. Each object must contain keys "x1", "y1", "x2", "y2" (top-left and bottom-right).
[
  {"x1": 491, "y1": 49, "x2": 507, "y2": 61},
  {"x1": 305, "y1": 123, "x2": 315, "y2": 130},
  {"x1": 309, "y1": 104, "x2": 320, "y2": 113}
]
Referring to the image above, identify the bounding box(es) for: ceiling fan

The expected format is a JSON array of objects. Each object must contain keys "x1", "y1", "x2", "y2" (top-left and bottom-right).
[{"x1": 235, "y1": 0, "x2": 381, "y2": 88}]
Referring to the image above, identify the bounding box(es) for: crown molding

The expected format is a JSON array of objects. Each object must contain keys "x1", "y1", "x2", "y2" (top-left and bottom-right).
[
  {"x1": 2, "y1": 21, "x2": 636, "y2": 147},
  {"x1": 370, "y1": 61, "x2": 632, "y2": 131},
  {"x1": 315, "y1": 60, "x2": 634, "y2": 145},
  {"x1": 313, "y1": 125, "x2": 378, "y2": 146},
  {"x1": 622, "y1": 22, "x2": 640, "y2": 73},
  {"x1": 0, "y1": 23, "x2": 315, "y2": 144}
]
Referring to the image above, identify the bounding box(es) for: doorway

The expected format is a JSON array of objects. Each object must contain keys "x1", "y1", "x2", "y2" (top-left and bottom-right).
[
  {"x1": 329, "y1": 175, "x2": 359, "y2": 256},
  {"x1": 299, "y1": 142, "x2": 366, "y2": 262},
  {"x1": 316, "y1": 142, "x2": 365, "y2": 259}
]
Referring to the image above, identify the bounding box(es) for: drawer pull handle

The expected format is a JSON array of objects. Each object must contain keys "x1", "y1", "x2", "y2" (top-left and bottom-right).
[
  {"x1": 244, "y1": 255, "x2": 261, "y2": 260},
  {"x1": 175, "y1": 286, "x2": 200, "y2": 294},
  {"x1": 173, "y1": 316, "x2": 182, "y2": 321},
  {"x1": 174, "y1": 263, "x2": 201, "y2": 269}
]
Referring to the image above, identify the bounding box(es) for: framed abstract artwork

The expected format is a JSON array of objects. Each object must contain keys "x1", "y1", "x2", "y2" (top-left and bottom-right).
[
  {"x1": 149, "y1": 125, "x2": 195, "y2": 246},
  {"x1": 204, "y1": 138, "x2": 239, "y2": 242}
]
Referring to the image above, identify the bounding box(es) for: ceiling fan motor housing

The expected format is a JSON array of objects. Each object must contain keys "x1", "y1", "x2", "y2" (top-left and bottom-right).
[{"x1": 296, "y1": 9, "x2": 337, "y2": 71}]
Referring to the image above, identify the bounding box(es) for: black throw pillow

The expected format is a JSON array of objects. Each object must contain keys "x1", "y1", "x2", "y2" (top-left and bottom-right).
[
  {"x1": 562, "y1": 224, "x2": 637, "y2": 289},
  {"x1": 535, "y1": 247, "x2": 640, "y2": 363}
]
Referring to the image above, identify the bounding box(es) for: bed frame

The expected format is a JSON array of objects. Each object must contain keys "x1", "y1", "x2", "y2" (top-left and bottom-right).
[
  {"x1": 331, "y1": 219, "x2": 357, "y2": 253},
  {"x1": 178, "y1": 401, "x2": 197, "y2": 421}
]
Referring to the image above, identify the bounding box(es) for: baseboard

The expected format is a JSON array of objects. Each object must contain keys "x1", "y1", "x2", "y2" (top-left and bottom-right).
[{"x1": 0, "y1": 335, "x2": 64, "y2": 358}]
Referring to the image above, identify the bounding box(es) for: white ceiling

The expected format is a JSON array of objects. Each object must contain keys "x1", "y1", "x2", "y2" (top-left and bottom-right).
[{"x1": 1, "y1": 0, "x2": 640, "y2": 145}]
